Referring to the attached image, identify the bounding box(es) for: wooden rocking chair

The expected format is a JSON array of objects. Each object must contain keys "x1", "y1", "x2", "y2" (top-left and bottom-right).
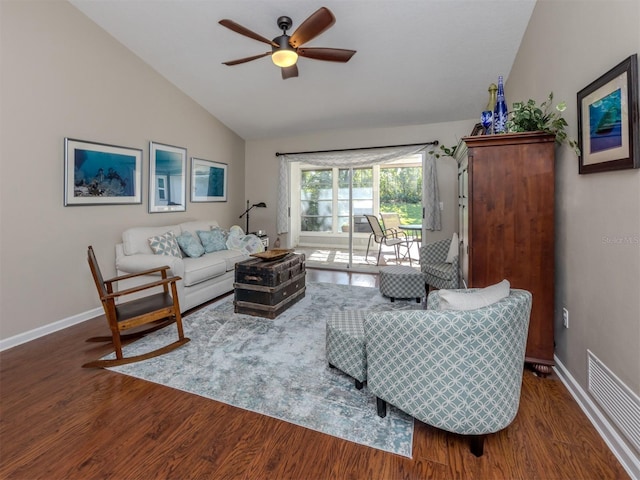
[{"x1": 82, "y1": 246, "x2": 190, "y2": 368}]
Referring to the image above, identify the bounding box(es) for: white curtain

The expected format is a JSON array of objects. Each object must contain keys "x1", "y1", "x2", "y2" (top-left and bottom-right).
[
  {"x1": 277, "y1": 144, "x2": 441, "y2": 234},
  {"x1": 423, "y1": 153, "x2": 442, "y2": 231}
]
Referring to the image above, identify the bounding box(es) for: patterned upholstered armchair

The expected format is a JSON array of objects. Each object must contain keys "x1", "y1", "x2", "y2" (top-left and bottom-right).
[
  {"x1": 420, "y1": 237, "x2": 459, "y2": 290},
  {"x1": 364, "y1": 288, "x2": 532, "y2": 456}
]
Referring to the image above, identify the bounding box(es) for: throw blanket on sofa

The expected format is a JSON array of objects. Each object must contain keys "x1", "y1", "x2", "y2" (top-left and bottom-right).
[{"x1": 226, "y1": 225, "x2": 265, "y2": 255}]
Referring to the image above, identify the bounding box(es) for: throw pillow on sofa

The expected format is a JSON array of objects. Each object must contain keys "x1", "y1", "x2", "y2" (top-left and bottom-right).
[
  {"x1": 176, "y1": 231, "x2": 205, "y2": 258},
  {"x1": 439, "y1": 279, "x2": 510, "y2": 311},
  {"x1": 148, "y1": 231, "x2": 182, "y2": 258},
  {"x1": 197, "y1": 228, "x2": 227, "y2": 253}
]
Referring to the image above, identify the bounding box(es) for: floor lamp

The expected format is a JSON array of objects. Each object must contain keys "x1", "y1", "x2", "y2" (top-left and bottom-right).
[{"x1": 239, "y1": 201, "x2": 266, "y2": 233}]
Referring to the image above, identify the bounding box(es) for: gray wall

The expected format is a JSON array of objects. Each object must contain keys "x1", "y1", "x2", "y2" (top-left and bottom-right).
[
  {"x1": 508, "y1": 0, "x2": 639, "y2": 394},
  {"x1": 0, "y1": 1, "x2": 245, "y2": 340}
]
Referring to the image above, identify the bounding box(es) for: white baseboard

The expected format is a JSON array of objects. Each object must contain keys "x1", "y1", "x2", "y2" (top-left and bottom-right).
[
  {"x1": 554, "y1": 355, "x2": 640, "y2": 480},
  {"x1": 0, "y1": 307, "x2": 103, "y2": 352}
]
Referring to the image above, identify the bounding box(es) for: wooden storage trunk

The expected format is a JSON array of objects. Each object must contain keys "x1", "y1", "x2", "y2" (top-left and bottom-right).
[{"x1": 234, "y1": 253, "x2": 306, "y2": 319}]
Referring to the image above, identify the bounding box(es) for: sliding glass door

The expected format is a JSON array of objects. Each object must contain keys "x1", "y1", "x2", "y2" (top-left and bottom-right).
[{"x1": 291, "y1": 154, "x2": 424, "y2": 268}]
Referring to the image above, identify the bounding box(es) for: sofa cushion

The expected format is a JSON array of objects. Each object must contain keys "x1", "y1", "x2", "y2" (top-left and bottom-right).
[
  {"x1": 122, "y1": 224, "x2": 181, "y2": 255},
  {"x1": 148, "y1": 231, "x2": 182, "y2": 258},
  {"x1": 182, "y1": 255, "x2": 227, "y2": 286},
  {"x1": 439, "y1": 279, "x2": 510, "y2": 311},
  {"x1": 215, "y1": 249, "x2": 249, "y2": 271},
  {"x1": 176, "y1": 231, "x2": 205, "y2": 258},
  {"x1": 422, "y1": 261, "x2": 457, "y2": 280},
  {"x1": 197, "y1": 228, "x2": 228, "y2": 253},
  {"x1": 179, "y1": 220, "x2": 220, "y2": 234}
]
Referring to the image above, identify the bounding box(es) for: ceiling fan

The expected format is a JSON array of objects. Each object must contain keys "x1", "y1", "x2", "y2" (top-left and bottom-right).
[{"x1": 219, "y1": 7, "x2": 356, "y2": 80}]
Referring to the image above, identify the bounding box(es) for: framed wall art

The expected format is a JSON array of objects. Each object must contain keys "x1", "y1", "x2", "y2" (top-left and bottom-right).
[
  {"x1": 577, "y1": 54, "x2": 639, "y2": 174},
  {"x1": 64, "y1": 138, "x2": 142, "y2": 206},
  {"x1": 191, "y1": 157, "x2": 227, "y2": 202},
  {"x1": 149, "y1": 141, "x2": 187, "y2": 213}
]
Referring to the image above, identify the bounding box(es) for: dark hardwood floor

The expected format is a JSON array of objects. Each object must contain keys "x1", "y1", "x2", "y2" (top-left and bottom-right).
[{"x1": 0, "y1": 269, "x2": 629, "y2": 479}]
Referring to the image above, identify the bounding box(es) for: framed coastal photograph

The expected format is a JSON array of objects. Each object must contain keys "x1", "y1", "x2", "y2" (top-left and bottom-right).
[
  {"x1": 577, "y1": 54, "x2": 639, "y2": 174},
  {"x1": 149, "y1": 141, "x2": 187, "y2": 213},
  {"x1": 190, "y1": 158, "x2": 227, "y2": 202},
  {"x1": 64, "y1": 138, "x2": 142, "y2": 206}
]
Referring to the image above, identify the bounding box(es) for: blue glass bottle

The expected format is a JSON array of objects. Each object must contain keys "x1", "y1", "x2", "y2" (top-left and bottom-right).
[{"x1": 493, "y1": 76, "x2": 508, "y2": 133}]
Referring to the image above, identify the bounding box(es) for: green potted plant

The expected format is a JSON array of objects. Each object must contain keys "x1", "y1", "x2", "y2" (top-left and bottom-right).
[
  {"x1": 506, "y1": 92, "x2": 580, "y2": 155},
  {"x1": 428, "y1": 143, "x2": 458, "y2": 158}
]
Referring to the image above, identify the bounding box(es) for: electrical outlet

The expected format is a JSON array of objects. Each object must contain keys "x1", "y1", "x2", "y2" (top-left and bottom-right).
[
  {"x1": 439, "y1": 201, "x2": 444, "y2": 211},
  {"x1": 562, "y1": 307, "x2": 569, "y2": 328}
]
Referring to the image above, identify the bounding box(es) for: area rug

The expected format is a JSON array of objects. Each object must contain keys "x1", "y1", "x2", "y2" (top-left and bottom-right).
[{"x1": 108, "y1": 282, "x2": 421, "y2": 457}]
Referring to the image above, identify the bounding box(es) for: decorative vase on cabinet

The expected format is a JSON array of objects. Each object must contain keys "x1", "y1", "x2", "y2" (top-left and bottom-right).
[{"x1": 459, "y1": 131, "x2": 556, "y2": 375}]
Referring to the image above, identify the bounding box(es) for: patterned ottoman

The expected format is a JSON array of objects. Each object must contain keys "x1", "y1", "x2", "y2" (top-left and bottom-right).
[
  {"x1": 379, "y1": 265, "x2": 425, "y2": 303},
  {"x1": 326, "y1": 311, "x2": 367, "y2": 390}
]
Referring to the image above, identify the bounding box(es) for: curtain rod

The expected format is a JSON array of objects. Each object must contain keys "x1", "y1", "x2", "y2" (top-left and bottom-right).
[{"x1": 274, "y1": 140, "x2": 438, "y2": 157}]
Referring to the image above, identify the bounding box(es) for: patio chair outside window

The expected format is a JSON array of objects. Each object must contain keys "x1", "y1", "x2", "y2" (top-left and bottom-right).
[{"x1": 364, "y1": 214, "x2": 412, "y2": 266}]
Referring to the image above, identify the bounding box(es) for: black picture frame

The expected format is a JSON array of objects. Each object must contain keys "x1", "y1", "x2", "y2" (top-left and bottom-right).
[{"x1": 577, "y1": 54, "x2": 639, "y2": 174}]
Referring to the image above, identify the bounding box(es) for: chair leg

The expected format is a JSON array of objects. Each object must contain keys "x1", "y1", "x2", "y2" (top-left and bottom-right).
[
  {"x1": 470, "y1": 434, "x2": 485, "y2": 457},
  {"x1": 365, "y1": 234, "x2": 373, "y2": 261},
  {"x1": 111, "y1": 329, "x2": 124, "y2": 360},
  {"x1": 376, "y1": 397, "x2": 387, "y2": 418},
  {"x1": 355, "y1": 379, "x2": 363, "y2": 390}
]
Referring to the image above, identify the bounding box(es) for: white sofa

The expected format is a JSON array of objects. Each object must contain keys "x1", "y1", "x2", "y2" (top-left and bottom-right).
[{"x1": 115, "y1": 220, "x2": 249, "y2": 312}]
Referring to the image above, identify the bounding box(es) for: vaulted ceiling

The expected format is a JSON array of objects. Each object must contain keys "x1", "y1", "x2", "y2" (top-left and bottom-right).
[{"x1": 69, "y1": 0, "x2": 536, "y2": 140}]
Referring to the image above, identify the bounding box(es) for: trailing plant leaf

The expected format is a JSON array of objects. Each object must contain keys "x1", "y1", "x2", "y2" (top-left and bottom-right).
[
  {"x1": 506, "y1": 92, "x2": 580, "y2": 156},
  {"x1": 428, "y1": 144, "x2": 457, "y2": 158}
]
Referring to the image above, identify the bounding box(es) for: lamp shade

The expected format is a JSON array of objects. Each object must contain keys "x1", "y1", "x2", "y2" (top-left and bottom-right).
[
  {"x1": 272, "y1": 35, "x2": 298, "y2": 68},
  {"x1": 272, "y1": 49, "x2": 298, "y2": 68}
]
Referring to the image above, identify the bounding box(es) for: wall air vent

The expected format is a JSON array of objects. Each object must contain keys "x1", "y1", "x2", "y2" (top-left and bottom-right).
[{"x1": 587, "y1": 350, "x2": 640, "y2": 453}]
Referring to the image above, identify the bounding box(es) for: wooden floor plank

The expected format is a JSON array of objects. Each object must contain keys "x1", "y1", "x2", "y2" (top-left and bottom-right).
[{"x1": 0, "y1": 268, "x2": 630, "y2": 480}]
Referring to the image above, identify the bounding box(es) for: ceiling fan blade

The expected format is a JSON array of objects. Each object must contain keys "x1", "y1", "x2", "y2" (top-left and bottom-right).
[
  {"x1": 219, "y1": 19, "x2": 278, "y2": 47},
  {"x1": 298, "y1": 47, "x2": 356, "y2": 63},
  {"x1": 222, "y1": 52, "x2": 271, "y2": 66},
  {"x1": 289, "y1": 7, "x2": 335, "y2": 48},
  {"x1": 281, "y1": 65, "x2": 299, "y2": 80}
]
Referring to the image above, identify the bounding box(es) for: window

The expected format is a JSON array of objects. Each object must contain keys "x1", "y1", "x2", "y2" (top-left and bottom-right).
[
  {"x1": 298, "y1": 155, "x2": 422, "y2": 234},
  {"x1": 300, "y1": 169, "x2": 333, "y2": 232},
  {"x1": 338, "y1": 168, "x2": 373, "y2": 230}
]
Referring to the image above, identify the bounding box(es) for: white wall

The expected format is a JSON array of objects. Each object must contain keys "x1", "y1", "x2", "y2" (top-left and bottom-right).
[
  {"x1": 245, "y1": 120, "x2": 476, "y2": 248},
  {"x1": 0, "y1": 1, "x2": 245, "y2": 341}
]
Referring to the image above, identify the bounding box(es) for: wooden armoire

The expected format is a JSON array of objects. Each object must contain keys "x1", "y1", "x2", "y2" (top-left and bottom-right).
[{"x1": 457, "y1": 132, "x2": 555, "y2": 375}]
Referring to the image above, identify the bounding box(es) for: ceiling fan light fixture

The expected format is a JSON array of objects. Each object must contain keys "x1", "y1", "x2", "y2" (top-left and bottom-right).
[
  {"x1": 272, "y1": 48, "x2": 298, "y2": 67},
  {"x1": 272, "y1": 34, "x2": 298, "y2": 68},
  {"x1": 220, "y1": 8, "x2": 355, "y2": 79}
]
